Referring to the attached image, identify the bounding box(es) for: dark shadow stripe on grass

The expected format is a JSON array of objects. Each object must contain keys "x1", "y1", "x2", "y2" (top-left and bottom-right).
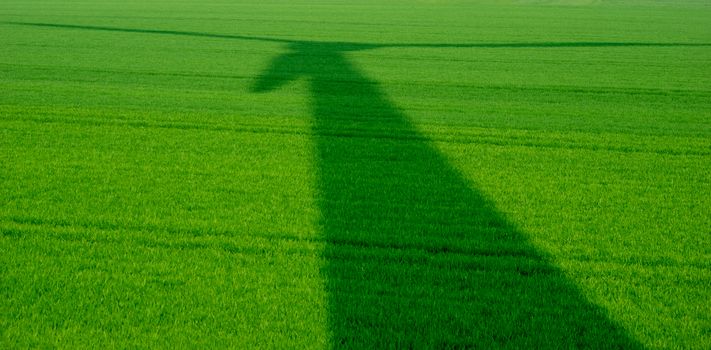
[
  {"x1": 253, "y1": 42, "x2": 644, "y2": 348},
  {"x1": 5, "y1": 21, "x2": 711, "y2": 49}
]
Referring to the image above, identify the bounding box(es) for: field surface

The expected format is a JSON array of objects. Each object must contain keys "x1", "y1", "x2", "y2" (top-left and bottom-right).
[{"x1": 1, "y1": 0, "x2": 710, "y2": 348}]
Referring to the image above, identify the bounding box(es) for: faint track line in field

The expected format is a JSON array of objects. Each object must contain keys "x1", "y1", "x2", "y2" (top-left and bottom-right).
[
  {"x1": 0, "y1": 64, "x2": 261, "y2": 81},
  {"x1": 1, "y1": 215, "x2": 535, "y2": 258},
  {"x1": 5, "y1": 114, "x2": 709, "y2": 157},
  {"x1": 2, "y1": 217, "x2": 707, "y2": 272},
  {"x1": 4, "y1": 64, "x2": 711, "y2": 101},
  {"x1": 4, "y1": 63, "x2": 711, "y2": 98}
]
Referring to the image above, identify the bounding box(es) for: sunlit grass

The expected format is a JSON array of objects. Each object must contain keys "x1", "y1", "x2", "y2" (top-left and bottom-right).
[{"x1": 1, "y1": 0, "x2": 710, "y2": 348}]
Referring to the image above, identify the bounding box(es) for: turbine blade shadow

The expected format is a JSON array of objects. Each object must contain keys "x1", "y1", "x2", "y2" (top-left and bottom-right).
[{"x1": 5, "y1": 21, "x2": 710, "y2": 49}]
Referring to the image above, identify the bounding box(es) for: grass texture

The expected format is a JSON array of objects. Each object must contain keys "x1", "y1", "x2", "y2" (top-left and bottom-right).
[{"x1": 1, "y1": 0, "x2": 710, "y2": 348}]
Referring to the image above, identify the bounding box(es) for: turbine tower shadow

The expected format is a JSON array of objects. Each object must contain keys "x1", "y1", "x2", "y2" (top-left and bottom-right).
[{"x1": 253, "y1": 42, "x2": 642, "y2": 348}]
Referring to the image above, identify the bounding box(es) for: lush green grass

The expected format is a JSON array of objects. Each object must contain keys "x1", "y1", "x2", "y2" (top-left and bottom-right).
[{"x1": 1, "y1": 0, "x2": 710, "y2": 348}]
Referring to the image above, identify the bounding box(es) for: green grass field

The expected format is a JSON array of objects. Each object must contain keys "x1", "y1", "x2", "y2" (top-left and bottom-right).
[{"x1": 1, "y1": 0, "x2": 710, "y2": 348}]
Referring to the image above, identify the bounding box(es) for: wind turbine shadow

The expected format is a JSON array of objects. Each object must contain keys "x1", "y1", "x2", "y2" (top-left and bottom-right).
[
  {"x1": 253, "y1": 42, "x2": 643, "y2": 348},
  {"x1": 8, "y1": 20, "x2": 653, "y2": 347}
]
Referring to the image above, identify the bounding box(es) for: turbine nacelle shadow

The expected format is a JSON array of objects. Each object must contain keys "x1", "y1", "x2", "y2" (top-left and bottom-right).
[{"x1": 251, "y1": 42, "x2": 377, "y2": 93}]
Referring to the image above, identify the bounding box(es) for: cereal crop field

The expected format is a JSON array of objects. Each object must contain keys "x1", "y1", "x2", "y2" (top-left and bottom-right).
[{"x1": 1, "y1": 1, "x2": 710, "y2": 348}]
